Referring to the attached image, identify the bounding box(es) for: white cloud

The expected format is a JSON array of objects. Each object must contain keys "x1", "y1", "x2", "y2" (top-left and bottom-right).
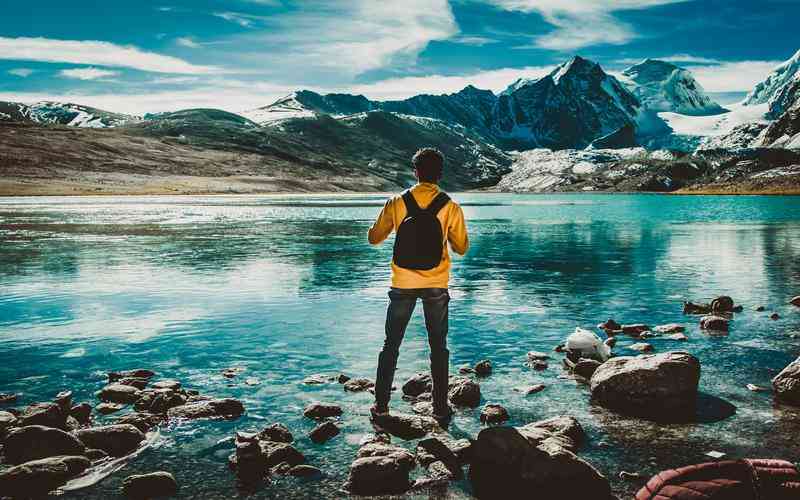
[
  {"x1": 59, "y1": 67, "x2": 120, "y2": 80},
  {"x1": 0, "y1": 36, "x2": 218, "y2": 74},
  {"x1": 450, "y1": 35, "x2": 497, "y2": 46},
  {"x1": 240, "y1": 0, "x2": 458, "y2": 79},
  {"x1": 687, "y1": 60, "x2": 783, "y2": 92},
  {"x1": 487, "y1": 0, "x2": 689, "y2": 50},
  {"x1": 8, "y1": 68, "x2": 34, "y2": 77},
  {"x1": 616, "y1": 54, "x2": 723, "y2": 66},
  {"x1": 176, "y1": 37, "x2": 201, "y2": 49},
  {"x1": 213, "y1": 12, "x2": 262, "y2": 28}
]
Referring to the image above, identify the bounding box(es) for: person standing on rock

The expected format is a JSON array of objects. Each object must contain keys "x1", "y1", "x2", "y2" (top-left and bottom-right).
[{"x1": 367, "y1": 148, "x2": 469, "y2": 424}]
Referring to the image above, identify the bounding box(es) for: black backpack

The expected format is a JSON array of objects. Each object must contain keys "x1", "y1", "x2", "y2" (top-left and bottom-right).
[{"x1": 393, "y1": 190, "x2": 451, "y2": 270}]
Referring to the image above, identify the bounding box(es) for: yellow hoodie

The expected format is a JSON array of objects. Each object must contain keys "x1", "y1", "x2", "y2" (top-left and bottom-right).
[{"x1": 368, "y1": 182, "x2": 469, "y2": 289}]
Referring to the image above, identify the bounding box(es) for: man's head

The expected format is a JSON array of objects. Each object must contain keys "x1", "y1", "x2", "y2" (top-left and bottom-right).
[{"x1": 412, "y1": 148, "x2": 444, "y2": 183}]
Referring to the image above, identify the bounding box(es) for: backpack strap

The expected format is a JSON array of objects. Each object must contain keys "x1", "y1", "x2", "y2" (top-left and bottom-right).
[
  {"x1": 425, "y1": 192, "x2": 451, "y2": 215},
  {"x1": 401, "y1": 190, "x2": 421, "y2": 216}
]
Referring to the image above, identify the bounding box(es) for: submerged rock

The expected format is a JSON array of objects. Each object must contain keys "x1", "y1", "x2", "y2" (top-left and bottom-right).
[
  {"x1": 0, "y1": 455, "x2": 91, "y2": 498},
  {"x1": 167, "y1": 398, "x2": 244, "y2": 420},
  {"x1": 4, "y1": 425, "x2": 86, "y2": 464},
  {"x1": 108, "y1": 369, "x2": 155, "y2": 382},
  {"x1": 98, "y1": 384, "x2": 142, "y2": 405},
  {"x1": 773, "y1": 356, "x2": 800, "y2": 406},
  {"x1": 700, "y1": 315, "x2": 729, "y2": 332},
  {"x1": 474, "y1": 360, "x2": 492, "y2": 377},
  {"x1": 303, "y1": 402, "x2": 342, "y2": 420},
  {"x1": 343, "y1": 378, "x2": 375, "y2": 392},
  {"x1": 257, "y1": 423, "x2": 293, "y2": 443},
  {"x1": 371, "y1": 412, "x2": 442, "y2": 440},
  {"x1": 771, "y1": 313, "x2": 781, "y2": 320},
  {"x1": 221, "y1": 367, "x2": 246, "y2": 379},
  {"x1": 654, "y1": 324, "x2": 685, "y2": 334},
  {"x1": 122, "y1": 471, "x2": 179, "y2": 499},
  {"x1": 480, "y1": 404, "x2": 509, "y2": 425},
  {"x1": 302, "y1": 374, "x2": 329, "y2": 385},
  {"x1": 309, "y1": 421, "x2": 340, "y2": 444},
  {"x1": 468, "y1": 416, "x2": 610, "y2": 499},
  {"x1": 402, "y1": 373, "x2": 432, "y2": 397},
  {"x1": 448, "y1": 377, "x2": 481, "y2": 407},
  {"x1": 590, "y1": 351, "x2": 701, "y2": 417},
  {"x1": 75, "y1": 424, "x2": 146, "y2": 457}
]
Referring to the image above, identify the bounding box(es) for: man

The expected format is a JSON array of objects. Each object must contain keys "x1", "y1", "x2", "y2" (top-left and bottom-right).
[{"x1": 368, "y1": 148, "x2": 469, "y2": 423}]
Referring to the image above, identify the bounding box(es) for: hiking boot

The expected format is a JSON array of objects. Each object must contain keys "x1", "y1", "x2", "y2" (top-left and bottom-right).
[{"x1": 370, "y1": 404, "x2": 389, "y2": 418}]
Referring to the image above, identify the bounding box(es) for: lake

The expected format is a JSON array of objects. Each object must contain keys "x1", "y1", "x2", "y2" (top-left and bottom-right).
[{"x1": 1, "y1": 193, "x2": 800, "y2": 499}]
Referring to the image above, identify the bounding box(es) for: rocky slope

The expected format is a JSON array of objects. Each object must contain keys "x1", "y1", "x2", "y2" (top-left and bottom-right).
[
  {"x1": 0, "y1": 109, "x2": 510, "y2": 196},
  {"x1": 0, "y1": 101, "x2": 137, "y2": 128},
  {"x1": 743, "y1": 48, "x2": 800, "y2": 113},
  {"x1": 620, "y1": 59, "x2": 725, "y2": 116}
]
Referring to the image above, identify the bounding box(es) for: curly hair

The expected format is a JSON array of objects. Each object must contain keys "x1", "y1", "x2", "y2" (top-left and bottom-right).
[{"x1": 411, "y1": 148, "x2": 444, "y2": 183}]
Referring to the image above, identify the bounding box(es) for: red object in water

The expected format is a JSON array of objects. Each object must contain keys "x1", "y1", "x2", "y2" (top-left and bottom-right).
[{"x1": 635, "y1": 459, "x2": 800, "y2": 500}]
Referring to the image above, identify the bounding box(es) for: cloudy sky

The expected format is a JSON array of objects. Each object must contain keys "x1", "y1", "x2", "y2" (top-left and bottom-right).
[{"x1": 2, "y1": 0, "x2": 799, "y2": 113}]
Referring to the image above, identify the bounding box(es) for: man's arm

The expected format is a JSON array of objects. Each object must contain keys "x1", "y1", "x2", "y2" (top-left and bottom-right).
[
  {"x1": 448, "y1": 204, "x2": 469, "y2": 255},
  {"x1": 368, "y1": 199, "x2": 394, "y2": 245}
]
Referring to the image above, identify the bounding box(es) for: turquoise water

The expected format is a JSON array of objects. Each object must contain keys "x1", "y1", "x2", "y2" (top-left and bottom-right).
[{"x1": 1, "y1": 193, "x2": 800, "y2": 499}]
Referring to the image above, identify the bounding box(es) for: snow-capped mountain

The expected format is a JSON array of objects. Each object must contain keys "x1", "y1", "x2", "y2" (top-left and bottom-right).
[
  {"x1": 620, "y1": 59, "x2": 725, "y2": 116},
  {"x1": 246, "y1": 56, "x2": 642, "y2": 150},
  {"x1": 493, "y1": 56, "x2": 641, "y2": 149},
  {"x1": 0, "y1": 101, "x2": 137, "y2": 128},
  {"x1": 743, "y1": 49, "x2": 800, "y2": 110}
]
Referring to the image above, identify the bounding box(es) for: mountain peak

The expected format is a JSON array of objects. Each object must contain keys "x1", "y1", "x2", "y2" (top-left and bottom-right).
[
  {"x1": 551, "y1": 55, "x2": 602, "y2": 84},
  {"x1": 744, "y1": 47, "x2": 800, "y2": 106}
]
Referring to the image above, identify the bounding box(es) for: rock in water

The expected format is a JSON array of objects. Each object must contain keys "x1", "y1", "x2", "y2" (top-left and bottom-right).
[
  {"x1": 70, "y1": 403, "x2": 92, "y2": 425},
  {"x1": 590, "y1": 351, "x2": 701, "y2": 417},
  {"x1": 629, "y1": 342, "x2": 654, "y2": 353},
  {"x1": 309, "y1": 421, "x2": 340, "y2": 444},
  {"x1": 683, "y1": 302, "x2": 711, "y2": 315},
  {"x1": 114, "y1": 412, "x2": 165, "y2": 433},
  {"x1": 710, "y1": 296, "x2": 735, "y2": 313},
  {"x1": 122, "y1": 472, "x2": 178, "y2": 499},
  {"x1": 0, "y1": 392, "x2": 19, "y2": 404},
  {"x1": 134, "y1": 389, "x2": 187, "y2": 414},
  {"x1": 229, "y1": 433, "x2": 267, "y2": 483},
  {"x1": 166, "y1": 398, "x2": 244, "y2": 420},
  {"x1": 289, "y1": 465, "x2": 323, "y2": 478},
  {"x1": 597, "y1": 319, "x2": 621, "y2": 332},
  {"x1": 75, "y1": 424, "x2": 146, "y2": 457},
  {"x1": 573, "y1": 359, "x2": 603, "y2": 379},
  {"x1": 700, "y1": 315, "x2": 729, "y2": 332},
  {"x1": 371, "y1": 412, "x2": 443, "y2": 440},
  {"x1": 402, "y1": 373, "x2": 432, "y2": 397},
  {"x1": 108, "y1": 369, "x2": 155, "y2": 382},
  {"x1": 565, "y1": 327, "x2": 612, "y2": 362},
  {"x1": 343, "y1": 378, "x2": 375, "y2": 392},
  {"x1": 773, "y1": 356, "x2": 800, "y2": 406},
  {"x1": 18, "y1": 402, "x2": 65, "y2": 429},
  {"x1": 791, "y1": 296, "x2": 800, "y2": 307},
  {"x1": 0, "y1": 455, "x2": 91, "y2": 498},
  {"x1": 480, "y1": 404, "x2": 509, "y2": 424},
  {"x1": 257, "y1": 423, "x2": 293, "y2": 443},
  {"x1": 0, "y1": 410, "x2": 18, "y2": 435},
  {"x1": 468, "y1": 416, "x2": 610, "y2": 499},
  {"x1": 260, "y1": 440, "x2": 306, "y2": 468},
  {"x1": 346, "y1": 443, "x2": 416, "y2": 495},
  {"x1": 654, "y1": 324, "x2": 685, "y2": 334},
  {"x1": 98, "y1": 384, "x2": 142, "y2": 404},
  {"x1": 96, "y1": 403, "x2": 125, "y2": 415},
  {"x1": 448, "y1": 377, "x2": 481, "y2": 407},
  {"x1": 4, "y1": 425, "x2": 86, "y2": 464},
  {"x1": 474, "y1": 360, "x2": 492, "y2": 376},
  {"x1": 303, "y1": 402, "x2": 342, "y2": 420}
]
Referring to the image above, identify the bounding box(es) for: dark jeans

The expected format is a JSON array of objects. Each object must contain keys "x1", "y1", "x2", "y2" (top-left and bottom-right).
[{"x1": 374, "y1": 287, "x2": 450, "y2": 414}]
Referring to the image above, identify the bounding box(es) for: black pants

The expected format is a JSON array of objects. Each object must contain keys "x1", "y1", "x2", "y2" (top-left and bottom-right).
[{"x1": 374, "y1": 287, "x2": 450, "y2": 414}]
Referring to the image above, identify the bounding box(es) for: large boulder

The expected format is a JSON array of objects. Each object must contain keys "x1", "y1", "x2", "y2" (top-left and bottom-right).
[
  {"x1": 448, "y1": 376, "x2": 481, "y2": 407},
  {"x1": 346, "y1": 443, "x2": 416, "y2": 495},
  {"x1": 700, "y1": 315, "x2": 729, "y2": 332},
  {"x1": 309, "y1": 421, "x2": 340, "y2": 444},
  {"x1": 257, "y1": 423, "x2": 293, "y2": 443},
  {"x1": 134, "y1": 389, "x2": 187, "y2": 414},
  {"x1": 590, "y1": 351, "x2": 700, "y2": 417},
  {"x1": 122, "y1": 471, "x2": 179, "y2": 499},
  {"x1": 260, "y1": 440, "x2": 306, "y2": 468},
  {"x1": 0, "y1": 455, "x2": 91, "y2": 499},
  {"x1": 166, "y1": 398, "x2": 244, "y2": 420},
  {"x1": 468, "y1": 416, "x2": 610, "y2": 499},
  {"x1": 98, "y1": 384, "x2": 142, "y2": 404},
  {"x1": 773, "y1": 356, "x2": 800, "y2": 406},
  {"x1": 75, "y1": 424, "x2": 146, "y2": 457},
  {"x1": 227, "y1": 433, "x2": 267, "y2": 483},
  {"x1": 114, "y1": 412, "x2": 166, "y2": 433},
  {"x1": 108, "y1": 369, "x2": 155, "y2": 382},
  {"x1": 4, "y1": 425, "x2": 86, "y2": 464}
]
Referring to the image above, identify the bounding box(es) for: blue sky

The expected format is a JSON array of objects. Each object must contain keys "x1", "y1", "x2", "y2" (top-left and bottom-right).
[{"x1": 2, "y1": 0, "x2": 799, "y2": 113}]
